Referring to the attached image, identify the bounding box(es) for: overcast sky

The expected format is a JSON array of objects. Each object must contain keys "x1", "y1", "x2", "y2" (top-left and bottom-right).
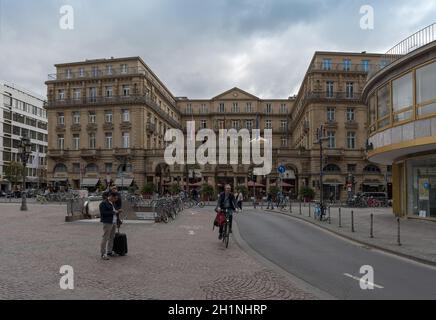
[{"x1": 0, "y1": 0, "x2": 435, "y2": 99}]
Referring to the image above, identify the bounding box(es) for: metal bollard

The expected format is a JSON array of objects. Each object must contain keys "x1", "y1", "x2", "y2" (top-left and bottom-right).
[
  {"x1": 370, "y1": 213, "x2": 374, "y2": 238},
  {"x1": 328, "y1": 206, "x2": 331, "y2": 224},
  {"x1": 351, "y1": 210, "x2": 355, "y2": 232},
  {"x1": 338, "y1": 207, "x2": 342, "y2": 228},
  {"x1": 308, "y1": 202, "x2": 311, "y2": 217},
  {"x1": 289, "y1": 200, "x2": 292, "y2": 214},
  {"x1": 397, "y1": 217, "x2": 402, "y2": 246},
  {"x1": 299, "y1": 201, "x2": 302, "y2": 215}
]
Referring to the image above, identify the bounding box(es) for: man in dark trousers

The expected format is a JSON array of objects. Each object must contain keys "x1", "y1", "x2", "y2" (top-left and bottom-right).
[
  {"x1": 100, "y1": 192, "x2": 118, "y2": 260},
  {"x1": 216, "y1": 184, "x2": 237, "y2": 240}
]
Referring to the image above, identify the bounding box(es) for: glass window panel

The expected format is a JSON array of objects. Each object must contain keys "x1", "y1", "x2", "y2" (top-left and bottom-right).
[
  {"x1": 378, "y1": 117, "x2": 391, "y2": 129},
  {"x1": 418, "y1": 102, "x2": 436, "y2": 116},
  {"x1": 393, "y1": 72, "x2": 413, "y2": 112},
  {"x1": 394, "y1": 110, "x2": 413, "y2": 123},
  {"x1": 416, "y1": 61, "x2": 436, "y2": 104},
  {"x1": 377, "y1": 85, "x2": 391, "y2": 120}
]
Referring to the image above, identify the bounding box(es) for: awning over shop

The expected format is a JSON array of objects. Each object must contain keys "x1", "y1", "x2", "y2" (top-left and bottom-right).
[
  {"x1": 80, "y1": 178, "x2": 100, "y2": 187},
  {"x1": 114, "y1": 178, "x2": 134, "y2": 187},
  {"x1": 271, "y1": 181, "x2": 294, "y2": 187},
  {"x1": 49, "y1": 178, "x2": 68, "y2": 182},
  {"x1": 362, "y1": 182, "x2": 384, "y2": 187},
  {"x1": 247, "y1": 181, "x2": 265, "y2": 187}
]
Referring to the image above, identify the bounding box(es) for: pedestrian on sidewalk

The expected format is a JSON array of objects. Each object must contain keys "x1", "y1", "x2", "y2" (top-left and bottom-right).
[
  {"x1": 237, "y1": 191, "x2": 244, "y2": 211},
  {"x1": 267, "y1": 192, "x2": 274, "y2": 210},
  {"x1": 100, "y1": 192, "x2": 118, "y2": 260}
]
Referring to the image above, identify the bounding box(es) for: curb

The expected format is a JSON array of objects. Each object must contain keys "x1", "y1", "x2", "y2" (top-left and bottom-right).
[{"x1": 266, "y1": 208, "x2": 436, "y2": 269}]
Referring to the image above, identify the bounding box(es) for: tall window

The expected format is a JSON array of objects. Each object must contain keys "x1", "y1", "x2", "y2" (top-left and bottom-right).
[
  {"x1": 88, "y1": 111, "x2": 96, "y2": 123},
  {"x1": 280, "y1": 104, "x2": 287, "y2": 114},
  {"x1": 343, "y1": 59, "x2": 351, "y2": 71},
  {"x1": 327, "y1": 131, "x2": 336, "y2": 148},
  {"x1": 347, "y1": 132, "x2": 356, "y2": 149},
  {"x1": 361, "y1": 60, "x2": 370, "y2": 72},
  {"x1": 91, "y1": 67, "x2": 99, "y2": 77},
  {"x1": 186, "y1": 104, "x2": 193, "y2": 114},
  {"x1": 281, "y1": 137, "x2": 288, "y2": 147},
  {"x1": 105, "y1": 163, "x2": 112, "y2": 174},
  {"x1": 323, "y1": 59, "x2": 332, "y2": 70},
  {"x1": 105, "y1": 86, "x2": 113, "y2": 98},
  {"x1": 246, "y1": 102, "x2": 253, "y2": 113},
  {"x1": 58, "y1": 90, "x2": 65, "y2": 101},
  {"x1": 89, "y1": 133, "x2": 96, "y2": 149},
  {"x1": 122, "y1": 132, "x2": 130, "y2": 148},
  {"x1": 327, "y1": 108, "x2": 335, "y2": 121},
  {"x1": 416, "y1": 61, "x2": 436, "y2": 116},
  {"x1": 72, "y1": 111, "x2": 80, "y2": 124},
  {"x1": 122, "y1": 109, "x2": 130, "y2": 122},
  {"x1": 200, "y1": 104, "x2": 207, "y2": 114},
  {"x1": 106, "y1": 65, "x2": 113, "y2": 75},
  {"x1": 232, "y1": 120, "x2": 240, "y2": 129},
  {"x1": 232, "y1": 103, "x2": 239, "y2": 113},
  {"x1": 73, "y1": 134, "x2": 80, "y2": 150},
  {"x1": 105, "y1": 111, "x2": 113, "y2": 123},
  {"x1": 200, "y1": 120, "x2": 207, "y2": 129},
  {"x1": 246, "y1": 120, "x2": 253, "y2": 130},
  {"x1": 79, "y1": 68, "x2": 85, "y2": 77},
  {"x1": 326, "y1": 81, "x2": 334, "y2": 98},
  {"x1": 346, "y1": 82, "x2": 354, "y2": 98},
  {"x1": 266, "y1": 104, "x2": 272, "y2": 114},
  {"x1": 105, "y1": 133, "x2": 112, "y2": 149},
  {"x1": 66, "y1": 69, "x2": 72, "y2": 79},
  {"x1": 89, "y1": 87, "x2": 97, "y2": 102},
  {"x1": 377, "y1": 84, "x2": 391, "y2": 129},
  {"x1": 346, "y1": 108, "x2": 355, "y2": 121},
  {"x1": 73, "y1": 89, "x2": 81, "y2": 100},
  {"x1": 57, "y1": 113, "x2": 65, "y2": 125},
  {"x1": 122, "y1": 85, "x2": 130, "y2": 97},
  {"x1": 218, "y1": 103, "x2": 225, "y2": 113},
  {"x1": 265, "y1": 120, "x2": 272, "y2": 129},
  {"x1": 281, "y1": 120, "x2": 287, "y2": 132},
  {"x1": 392, "y1": 72, "x2": 413, "y2": 123},
  {"x1": 57, "y1": 135, "x2": 65, "y2": 150},
  {"x1": 121, "y1": 64, "x2": 128, "y2": 74}
]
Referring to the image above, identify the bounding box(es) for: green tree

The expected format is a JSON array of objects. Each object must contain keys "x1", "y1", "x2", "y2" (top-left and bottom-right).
[
  {"x1": 169, "y1": 183, "x2": 181, "y2": 195},
  {"x1": 4, "y1": 161, "x2": 24, "y2": 190},
  {"x1": 299, "y1": 186, "x2": 315, "y2": 201},
  {"x1": 269, "y1": 186, "x2": 280, "y2": 197},
  {"x1": 201, "y1": 183, "x2": 215, "y2": 201},
  {"x1": 142, "y1": 182, "x2": 155, "y2": 195}
]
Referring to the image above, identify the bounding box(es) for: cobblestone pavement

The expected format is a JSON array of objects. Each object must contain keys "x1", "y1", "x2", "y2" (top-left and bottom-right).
[
  {"x1": 0, "y1": 203, "x2": 314, "y2": 300},
  {"x1": 269, "y1": 203, "x2": 436, "y2": 265}
]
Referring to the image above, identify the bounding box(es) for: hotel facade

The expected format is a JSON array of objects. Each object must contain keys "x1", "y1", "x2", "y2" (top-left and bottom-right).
[{"x1": 45, "y1": 51, "x2": 394, "y2": 203}]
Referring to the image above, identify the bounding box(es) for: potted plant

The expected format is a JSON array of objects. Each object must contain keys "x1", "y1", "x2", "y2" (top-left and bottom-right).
[
  {"x1": 169, "y1": 183, "x2": 181, "y2": 195},
  {"x1": 201, "y1": 183, "x2": 215, "y2": 203},
  {"x1": 142, "y1": 182, "x2": 155, "y2": 198}
]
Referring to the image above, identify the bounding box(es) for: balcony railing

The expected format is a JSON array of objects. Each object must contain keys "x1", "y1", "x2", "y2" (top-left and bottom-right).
[
  {"x1": 304, "y1": 91, "x2": 362, "y2": 101},
  {"x1": 46, "y1": 94, "x2": 181, "y2": 129},
  {"x1": 48, "y1": 149, "x2": 69, "y2": 159},
  {"x1": 309, "y1": 62, "x2": 378, "y2": 73},
  {"x1": 368, "y1": 23, "x2": 436, "y2": 79},
  {"x1": 48, "y1": 67, "x2": 147, "y2": 81}
]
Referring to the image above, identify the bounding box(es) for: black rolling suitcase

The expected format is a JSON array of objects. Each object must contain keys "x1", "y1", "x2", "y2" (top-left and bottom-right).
[{"x1": 113, "y1": 226, "x2": 128, "y2": 256}]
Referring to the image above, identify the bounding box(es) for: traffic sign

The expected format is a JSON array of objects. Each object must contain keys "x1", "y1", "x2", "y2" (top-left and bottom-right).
[{"x1": 278, "y1": 165, "x2": 286, "y2": 174}]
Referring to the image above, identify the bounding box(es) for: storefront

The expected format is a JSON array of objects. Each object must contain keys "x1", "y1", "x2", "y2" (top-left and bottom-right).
[{"x1": 363, "y1": 39, "x2": 436, "y2": 219}]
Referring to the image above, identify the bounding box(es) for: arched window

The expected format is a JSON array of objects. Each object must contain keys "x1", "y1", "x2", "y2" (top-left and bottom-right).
[
  {"x1": 54, "y1": 163, "x2": 67, "y2": 173},
  {"x1": 85, "y1": 163, "x2": 98, "y2": 174},
  {"x1": 323, "y1": 164, "x2": 341, "y2": 173},
  {"x1": 363, "y1": 164, "x2": 381, "y2": 173}
]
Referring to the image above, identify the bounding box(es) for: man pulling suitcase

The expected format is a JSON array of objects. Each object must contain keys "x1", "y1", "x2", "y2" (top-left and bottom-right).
[{"x1": 100, "y1": 191, "x2": 127, "y2": 260}]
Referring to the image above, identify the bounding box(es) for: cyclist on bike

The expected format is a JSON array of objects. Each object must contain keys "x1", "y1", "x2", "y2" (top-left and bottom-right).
[{"x1": 216, "y1": 184, "x2": 237, "y2": 240}]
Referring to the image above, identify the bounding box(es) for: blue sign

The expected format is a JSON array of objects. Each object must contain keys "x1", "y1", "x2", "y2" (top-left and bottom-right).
[
  {"x1": 278, "y1": 165, "x2": 286, "y2": 174},
  {"x1": 424, "y1": 182, "x2": 430, "y2": 190}
]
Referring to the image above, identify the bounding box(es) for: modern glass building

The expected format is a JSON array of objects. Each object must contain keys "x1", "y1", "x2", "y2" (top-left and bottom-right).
[{"x1": 363, "y1": 24, "x2": 436, "y2": 219}]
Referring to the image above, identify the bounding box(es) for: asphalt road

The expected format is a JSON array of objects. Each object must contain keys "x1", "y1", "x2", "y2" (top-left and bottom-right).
[{"x1": 235, "y1": 209, "x2": 436, "y2": 299}]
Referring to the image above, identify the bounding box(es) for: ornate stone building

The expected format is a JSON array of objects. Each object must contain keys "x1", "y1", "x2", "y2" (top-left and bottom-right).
[{"x1": 45, "y1": 53, "x2": 391, "y2": 201}]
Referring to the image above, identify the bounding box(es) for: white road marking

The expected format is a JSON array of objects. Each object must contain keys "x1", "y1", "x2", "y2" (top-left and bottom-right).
[
  {"x1": 188, "y1": 230, "x2": 195, "y2": 235},
  {"x1": 343, "y1": 273, "x2": 384, "y2": 289}
]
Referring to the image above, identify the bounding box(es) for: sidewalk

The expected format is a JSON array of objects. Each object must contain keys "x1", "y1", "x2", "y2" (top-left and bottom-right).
[
  {"x1": 0, "y1": 203, "x2": 315, "y2": 300},
  {"x1": 268, "y1": 203, "x2": 436, "y2": 266}
]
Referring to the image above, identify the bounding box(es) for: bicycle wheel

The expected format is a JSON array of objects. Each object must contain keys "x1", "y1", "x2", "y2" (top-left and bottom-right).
[
  {"x1": 198, "y1": 201, "x2": 205, "y2": 208},
  {"x1": 224, "y1": 223, "x2": 230, "y2": 248}
]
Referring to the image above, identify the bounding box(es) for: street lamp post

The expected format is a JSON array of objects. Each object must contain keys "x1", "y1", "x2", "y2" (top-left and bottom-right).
[
  {"x1": 315, "y1": 125, "x2": 328, "y2": 216},
  {"x1": 18, "y1": 136, "x2": 32, "y2": 211}
]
